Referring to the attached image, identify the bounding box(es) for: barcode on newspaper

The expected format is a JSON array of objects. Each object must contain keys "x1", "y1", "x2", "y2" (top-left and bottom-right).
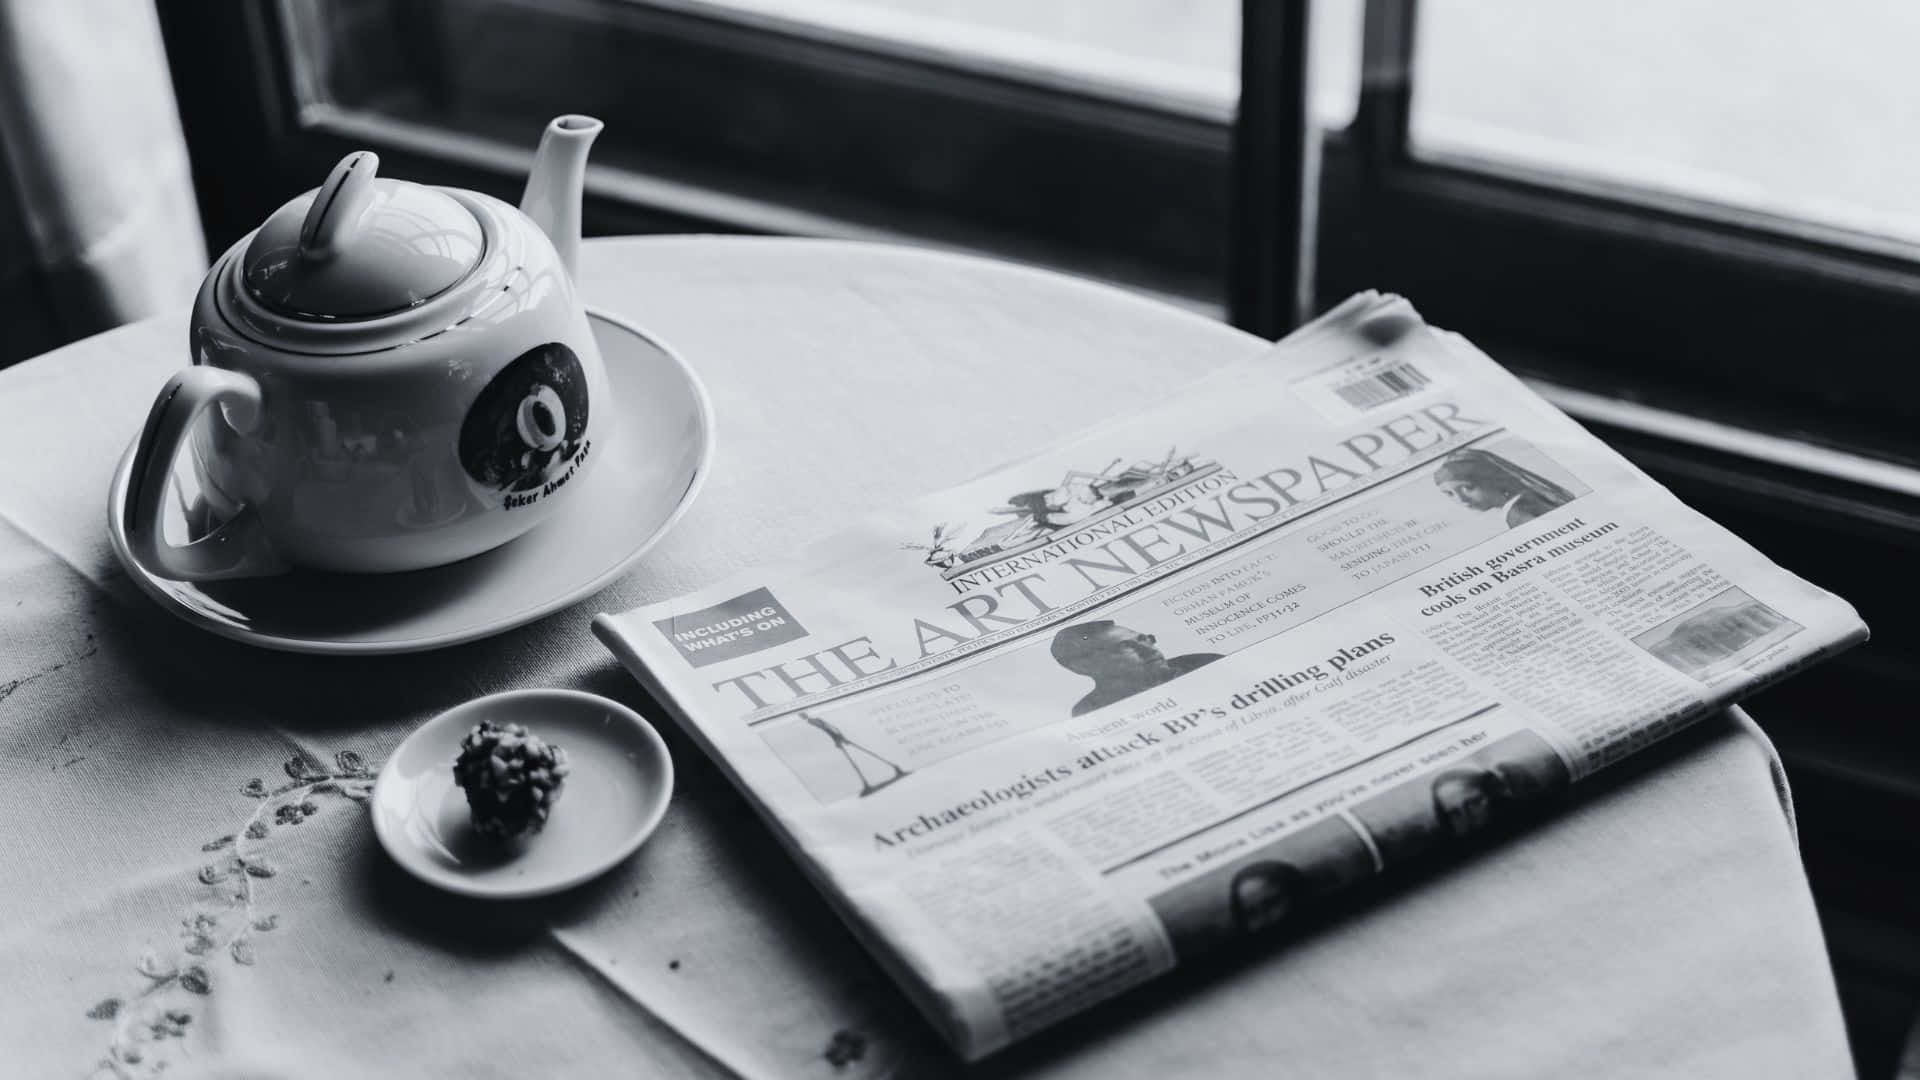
[{"x1": 1332, "y1": 362, "x2": 1429, "y2": 410}]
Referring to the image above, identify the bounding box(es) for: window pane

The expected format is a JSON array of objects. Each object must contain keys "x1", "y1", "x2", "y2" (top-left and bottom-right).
[
  {"x1": 1411, "y1": 1, "x2": 1920, "y2": 247},
  {"x1": 664, "y1": 0, "x2": 1240, "y2": 114},
  {"x1": 658, "y1": 0, "x2": 1361, "y2": 127},
  {"x1": 278, "y1": 0, "x2": 1361, "y2": 303},
  {"x1": 286, "y1": 0, "x2": 1361, "y2": 147}
]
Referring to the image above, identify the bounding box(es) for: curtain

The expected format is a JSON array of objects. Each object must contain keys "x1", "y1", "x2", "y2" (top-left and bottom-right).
[{"x1": 0, "y1": 0, "x2": 206, "y2": 360}]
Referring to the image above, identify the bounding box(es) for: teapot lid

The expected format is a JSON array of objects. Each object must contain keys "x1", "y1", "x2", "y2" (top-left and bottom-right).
[{"x1": 241, "y1": 152, "x2": 484, "y2": 320}]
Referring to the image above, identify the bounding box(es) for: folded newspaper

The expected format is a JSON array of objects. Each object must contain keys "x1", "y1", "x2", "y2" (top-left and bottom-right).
[{"x1": 593, "y1": 293, "x2": 1866, "y2": 1060}]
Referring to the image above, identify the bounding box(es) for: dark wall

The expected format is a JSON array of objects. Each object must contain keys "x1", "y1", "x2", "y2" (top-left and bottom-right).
[{"x1": 0, "y1": 157, "x2": 71, "y2": 368}]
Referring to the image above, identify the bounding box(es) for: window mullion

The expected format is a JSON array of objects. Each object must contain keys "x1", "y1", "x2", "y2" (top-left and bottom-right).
[
  {"x1": 1353, "y1": 0, "x2": 1417, "y2": 172},
  {"x1": 1228, "y1": 0, "x2": 1317, "y2": 337}
]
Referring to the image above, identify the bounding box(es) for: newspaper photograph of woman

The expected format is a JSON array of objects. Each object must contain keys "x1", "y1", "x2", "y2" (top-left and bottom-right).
[
  {"x1": 1349, "y1": 730, "x2": 1573, "y2": 869},
  {"x1": 1050, "y1": 620, "x2": 1223, "y2": 717},
  {"x1": 1433, "y1": 446, "x2": 1579, "y2": 528},
  {"x1": 1147, "y1": 816, "x2": 1375, "y2": 962}
]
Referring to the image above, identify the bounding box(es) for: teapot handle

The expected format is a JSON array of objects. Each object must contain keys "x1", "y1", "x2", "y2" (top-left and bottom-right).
[{"x1": 125, "y1": 367, "x2": 288, "y2": 581}]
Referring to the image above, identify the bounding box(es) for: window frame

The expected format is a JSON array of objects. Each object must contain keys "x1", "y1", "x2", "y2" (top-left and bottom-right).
[
  {"x1": 1301, "y1": 0, "x2": 1920, "y2": 462},
  {"x1": 157, "y1": 0, "x2": 1237, "y2": 310},
  {"x1": 158, "y1": 0, "x2": 1920, "y2": 460}
]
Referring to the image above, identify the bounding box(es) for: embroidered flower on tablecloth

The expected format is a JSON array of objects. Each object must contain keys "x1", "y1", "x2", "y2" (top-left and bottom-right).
[{"x1": 87, "y1": 750, "x2": 376, "y2": 1079}]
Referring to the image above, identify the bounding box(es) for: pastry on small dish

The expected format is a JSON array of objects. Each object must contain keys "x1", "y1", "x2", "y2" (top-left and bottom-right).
[{"x1": 453, "y1": 720, "x2": 570, "y2": 840}]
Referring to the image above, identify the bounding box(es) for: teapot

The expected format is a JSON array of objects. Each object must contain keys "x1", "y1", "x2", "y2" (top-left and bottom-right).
[{"x1": 125, "y1": 115, "x2": 608, "y2": 580}]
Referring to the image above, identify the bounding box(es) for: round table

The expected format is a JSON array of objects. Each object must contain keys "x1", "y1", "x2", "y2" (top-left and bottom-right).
[{"x1": 0, "y1": 237, "x2": 1851, "y2": 1078}]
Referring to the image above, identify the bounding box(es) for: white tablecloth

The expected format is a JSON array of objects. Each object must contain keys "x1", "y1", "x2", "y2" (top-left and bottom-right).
[{"x1": 0, "y1": 237, "x2": 1852, "y2": 1078}]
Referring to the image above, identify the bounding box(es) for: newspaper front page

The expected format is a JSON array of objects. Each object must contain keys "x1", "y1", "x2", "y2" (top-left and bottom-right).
[{"x1": 594, "y1": 294, "x2": 1867, "y2": 1060}]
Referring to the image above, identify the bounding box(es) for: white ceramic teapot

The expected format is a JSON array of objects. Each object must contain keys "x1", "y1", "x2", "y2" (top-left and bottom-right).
[{"x1": 125, "y1": 115, "x2": 609, "y2": 580}]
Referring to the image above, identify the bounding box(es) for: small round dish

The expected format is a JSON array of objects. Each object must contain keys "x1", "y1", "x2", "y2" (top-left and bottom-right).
[{"x1": 372, "y1": 689, "x2": 673, "y2": 899}]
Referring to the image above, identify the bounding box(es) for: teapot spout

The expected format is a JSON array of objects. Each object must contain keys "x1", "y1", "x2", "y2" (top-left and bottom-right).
[{"x1": 520, "y1": 115, "x2": 603, "y2": 281}]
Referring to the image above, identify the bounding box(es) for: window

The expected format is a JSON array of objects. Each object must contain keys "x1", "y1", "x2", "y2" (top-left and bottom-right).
[
  {"x1": 161, "y1": 0, "x2": 1920, "y2": 459},
  {"x1": 1413, "y1": 0, "x2": 1920, "y2": 249},
  {"x1": 1307, "y1": 2, "x2": 1920, "y2": 464},
  {"x1": 154, "y1": 0, "x2": 1920, "y2": 463},
  {"x1": 161, "y1": 0, "x2": 1372, "y2": 312}
]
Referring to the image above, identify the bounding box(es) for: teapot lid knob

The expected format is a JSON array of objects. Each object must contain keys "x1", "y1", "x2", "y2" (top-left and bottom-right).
[
  {"x1": 240, "y1": 151, "x2": 484, "y2": 321},
  {"x1": 298, "y1": 151, "x2": 380, "y2": 261}
]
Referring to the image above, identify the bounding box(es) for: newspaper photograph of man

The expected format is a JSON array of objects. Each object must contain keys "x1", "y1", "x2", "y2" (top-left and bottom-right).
[
  {"x1": 1147, "y1": 816, "x2": 1375, "y2": 962},
  {"x1": 1228, "y1": 860, "x2": 1310, "y2": 935},
  {"x1": 1433, "y1": 446, "x2": 1578, "y2": 527},
  {"x1": 1050, "y1": 620, "x2": 1223, "y2": 716},
  {"x1": 1350, "y1": 729, "x2": 1573, "y2": 869},
  {"x1": 1633, "y1": 586, "x2": 1804, "y2": 681}
]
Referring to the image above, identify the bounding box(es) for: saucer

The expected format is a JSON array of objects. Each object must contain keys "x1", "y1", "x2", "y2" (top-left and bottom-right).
[
  {"x1": 106, "y1": 309, "x2": 713, "y2": 654},
  {"x1": 371, "y1": 689, "x2": 674, "y2": 899}
]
